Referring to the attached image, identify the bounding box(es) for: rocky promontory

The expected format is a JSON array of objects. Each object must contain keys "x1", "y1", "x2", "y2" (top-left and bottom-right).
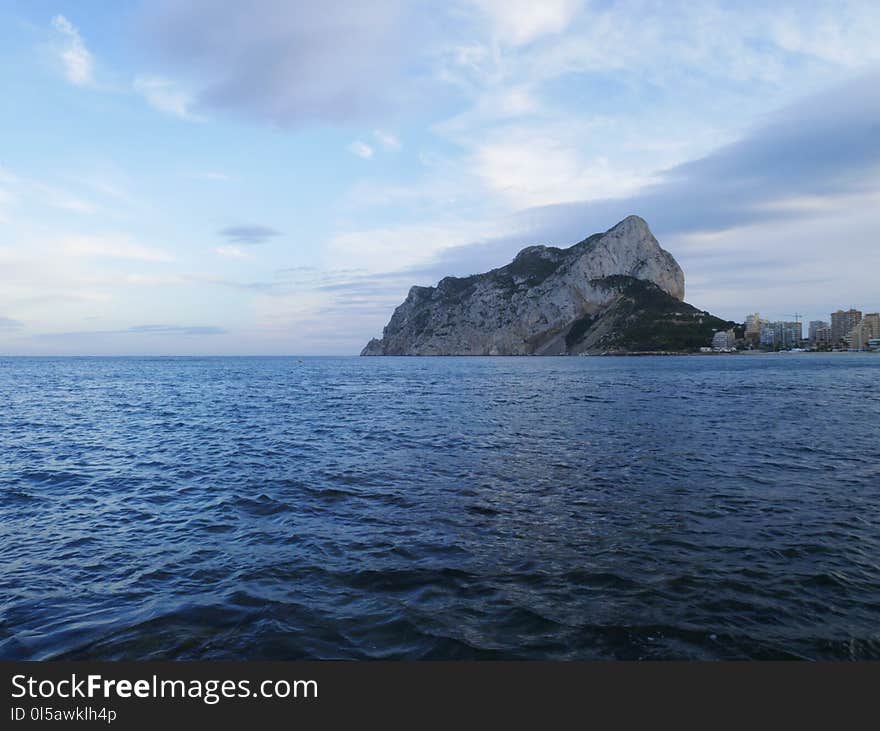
[{"x1": 362, "y1": 215, "x2": 734, "y2": 355}]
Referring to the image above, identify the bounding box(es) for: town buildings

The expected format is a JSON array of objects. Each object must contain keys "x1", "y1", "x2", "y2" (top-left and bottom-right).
[
  {"x1": 740, "y1": 308, "x2": 878, "y2": 351},
  {"x1": 808, "y1": 320, "x2": 829, "y2": 344},
  {"x1": 831, "y1": 309, "x2": 862, "y2": 346},
  {"x1": 813, "y1": 324, "x2": 832, "y2": 347},
  {"x1": 846, "y1": 313, "x2": 880, "y2": 350},
  {"x1": 759, "y1": 321, "x2": 802, "y2": 349}
]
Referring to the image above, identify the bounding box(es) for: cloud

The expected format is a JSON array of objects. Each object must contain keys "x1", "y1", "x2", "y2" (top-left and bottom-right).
[
  {"x1": 191, "y1": 276, "x2": 276, "y2": 293},
  {"x1": 140, "y1": 0, "x2": 410, "y2": 126},
  {"x1": 449, "y1": 2, "x2": 880, "y2": 96},
  {"x1": 64, "y1": 173, "x2": 136, "y2": 205},
  {"x1": 215, "y1": 245, "x2": 251, "y2": 259},
  {"x1": 427, "y1": 1, "x2": 880, "y2": 217},
  {"x1": 187, "y1": 171, "x2": 233, "y2": 182},
  {"x1": 348, "y1": 140, "x2": 375, "y2": 159},
  {"x1": 0, "y1": 168, "x2": 104, "y2": 217},
  {"x1": 0, "y1": 168, "x2": 18, "y2": 223},
  {"x1": 0, "y1": 316, "x2": 24, "y2": 330},
  {"x1": 219, "y1": 225, "x2": 281, "y2": 245},
  {"x1": 126, "y1": 324, "x2": 226, "y2": 336},
  {"x1": 32, "y1": 182, "x2": 98, "y2": 215},
  {"x1": 327, "y1": 218, "x2": 506, "y2": 273},
  {"x1": 471, "y1": 133, "x2": 652, "y2": 208},
  {"x1": 469, "y1": 0, "x2": 583, "y2": 46},
  {"x1": 51, "y1": 15, "x2": 94, "y2": 86},
  {"x1": 38, "y1": 324, "x2": 226, "y2": 339},
  {"x1": 509, "y1": 71, "x2": 880, "y2": 242},
  {"x1": 373, "y1": 130, "x2": 401, "y2": 150},
  {"x1": 274, "y1": 266, "x2": 318, "y2": 274},
  {"x1": 190, "y1": 266, "x2": 371, "y2": 297},
  {"x1": 133, "y1": 75, "x2": 197, "y2": 119},
  {"x1": 61, "y1": 234, "x2": 175, "y2": 262}
]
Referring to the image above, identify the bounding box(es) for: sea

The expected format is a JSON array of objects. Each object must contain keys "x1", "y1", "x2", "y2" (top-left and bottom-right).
[{"x1": 1, "y1": 353, "x2": 878, "y2": 660}]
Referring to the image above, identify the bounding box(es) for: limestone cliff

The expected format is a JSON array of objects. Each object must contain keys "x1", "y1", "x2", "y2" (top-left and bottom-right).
[{"x1": 361, "y1": 216, "x2": 724, "y2": 356}]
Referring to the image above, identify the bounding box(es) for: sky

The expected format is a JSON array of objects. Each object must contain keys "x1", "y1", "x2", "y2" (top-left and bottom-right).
[{"x1": 1, "y1": 0, "x2": 879, "y2": 355}]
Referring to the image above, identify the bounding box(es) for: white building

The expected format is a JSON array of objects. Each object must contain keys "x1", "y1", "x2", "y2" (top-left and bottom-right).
[{"x1": 711, "y1": 329, "x2": 736, "y2": 350}]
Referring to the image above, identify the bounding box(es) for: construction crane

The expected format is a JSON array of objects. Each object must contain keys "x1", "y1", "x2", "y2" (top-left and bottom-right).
[{"x1": 785, "y1": 313, "x2": 802, "y2": 324}]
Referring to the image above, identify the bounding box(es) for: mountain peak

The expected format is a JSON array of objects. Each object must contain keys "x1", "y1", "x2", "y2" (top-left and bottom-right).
[{"x1": 613, "y1": 214, "x2": 650, "y2": 231}]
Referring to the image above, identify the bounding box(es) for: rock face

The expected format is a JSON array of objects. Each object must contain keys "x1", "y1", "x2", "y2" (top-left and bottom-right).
[{"x1": 361, "y1": 215, "x2": 717, "y2": 356}]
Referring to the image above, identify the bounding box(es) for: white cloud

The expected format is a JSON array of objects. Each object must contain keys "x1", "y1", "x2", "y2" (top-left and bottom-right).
[
  {"x1": 465, "y1": 122, "x2": 657, "y2": 209},
  {"x1": 348, "y1": 140, "x2": 375, "y2": 159},
  {"x1": 373, "y1": 130, "x2": 402, "y2": 150},
  {"x1": 60, "y1": 234, "x2": 175, "y2": 262},
  {"x1": 121, "y1": 273, "x2": 188, "y2": 286},
  {"x1": 327, "y1": 217, "x2": 513, "y2": 273},
  {"x1": 0, "y1": 167, "x2": 106, "y2": 217},
  {"x1": 133, "y1": 75, "x2": 197, "y2": 119},
  {"x1": 64, "y1": 173, "x2": 137, "y2": 206},
  {"x1": 215, "y1": 245, "x2": 251, "y2": 259},
  {"x1": 762, "y1": 3, "x2": 880, "y2": 69},
  {"x1": 0, "y1": 187, "x2": 13, "y2": 224},
  {"x1": 32, "y1": 182, "x2": 97, "y2": 215},
  {"x1": 51, "y1": 15, "x2": 94, "y2": 86},
  {"x1": 187, "y1": 171, "x2": 233, "y2": 182},
  {"x1": 468, "y1": 0, "x2": 583, "y2": 46}
]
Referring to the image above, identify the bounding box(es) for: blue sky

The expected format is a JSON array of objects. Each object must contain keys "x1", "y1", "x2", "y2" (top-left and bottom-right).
[{"x1": 1, "y1": 0, "x2": 879, "y2": 354}]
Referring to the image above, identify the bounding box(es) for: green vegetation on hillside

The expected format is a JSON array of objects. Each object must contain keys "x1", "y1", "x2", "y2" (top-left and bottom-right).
[{"x1": 572, "y1": 276, "x2": 737, "y2": 352}]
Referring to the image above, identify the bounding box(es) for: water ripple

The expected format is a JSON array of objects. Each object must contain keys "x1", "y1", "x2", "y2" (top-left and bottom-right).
[{"x1": 1, "y1": 354, "x2": 879, "y2": 660}]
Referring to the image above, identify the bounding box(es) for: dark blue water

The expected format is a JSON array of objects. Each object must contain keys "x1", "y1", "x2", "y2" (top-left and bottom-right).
[{"x1": 1, "y1": 354, "x2": 879, "y2": 660}]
